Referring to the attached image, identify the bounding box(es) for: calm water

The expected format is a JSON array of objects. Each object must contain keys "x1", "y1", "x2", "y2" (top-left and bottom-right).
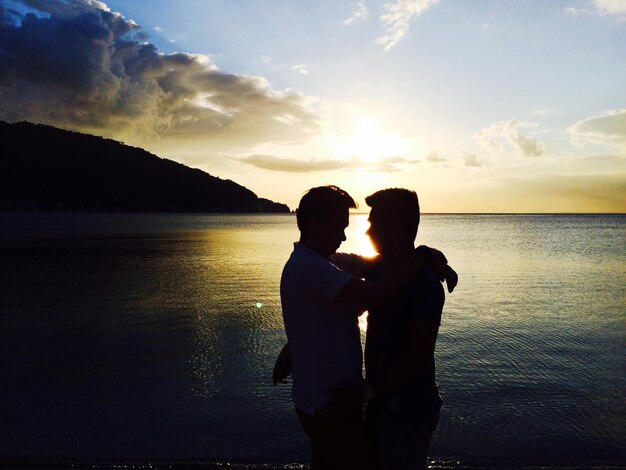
[{"x1": 0, "y1": 213, "x2": 624, "y2": 469}]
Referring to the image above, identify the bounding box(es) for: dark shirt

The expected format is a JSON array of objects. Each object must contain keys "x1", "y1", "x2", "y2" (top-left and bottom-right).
[{"x1": 365, "y1": 261, "x2": 444, "y2": 421}]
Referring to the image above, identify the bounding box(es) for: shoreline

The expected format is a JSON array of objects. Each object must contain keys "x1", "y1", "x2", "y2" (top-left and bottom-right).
[{"x1": 2, "y1": 457, "x2": 625, "y2": 470}]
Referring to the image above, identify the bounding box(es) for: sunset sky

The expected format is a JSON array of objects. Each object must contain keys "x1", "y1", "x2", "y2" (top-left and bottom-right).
[{"x1": 1, "y1": 0, "x2": 625, "y2": 212}]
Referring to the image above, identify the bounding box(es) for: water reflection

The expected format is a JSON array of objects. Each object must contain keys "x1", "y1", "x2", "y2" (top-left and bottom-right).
[{"x1": 0, "y1": 213, "x2": 624, "y2": 466}]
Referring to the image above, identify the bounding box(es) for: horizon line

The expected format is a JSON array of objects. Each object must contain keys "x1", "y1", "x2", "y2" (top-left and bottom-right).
[
  {"x1": 2, "y1": 210, "x2": 624, "y2": 216},
  {"x1": 349, "y1": 211, "x2": 626, "y2": 215}
]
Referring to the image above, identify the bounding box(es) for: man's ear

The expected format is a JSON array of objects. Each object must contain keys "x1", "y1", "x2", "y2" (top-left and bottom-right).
[
  {"x1": 308, "y1": 218, "x2": 319, "y2": 230},
  {"x1": 390, "y1": 221, "x2": 410, "y2": 244},
  {"x1": 307, "y1": 217, "x2": 324, "y2": 234}
]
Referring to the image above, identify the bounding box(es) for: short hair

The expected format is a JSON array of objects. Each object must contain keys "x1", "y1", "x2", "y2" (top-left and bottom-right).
[
  {"x1": 365, "y1": 188, "x2": 420, "y2": 240},
  {"x1": 296, "y1": 185, "x2": 357, "y2": 231}
]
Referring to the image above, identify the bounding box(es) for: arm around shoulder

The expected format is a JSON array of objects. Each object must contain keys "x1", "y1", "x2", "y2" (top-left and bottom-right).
[{"x1": 334, "y1": 251, "x2": 427, "y2": 308}]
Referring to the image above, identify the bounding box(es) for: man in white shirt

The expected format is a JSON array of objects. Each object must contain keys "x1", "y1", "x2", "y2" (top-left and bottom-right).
[{"x1": 280, "y1": 185, "x2": 441, "y2": 469}]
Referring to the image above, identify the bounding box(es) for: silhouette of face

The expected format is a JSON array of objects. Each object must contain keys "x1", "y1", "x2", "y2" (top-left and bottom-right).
[
  {"x1": 316, "y1": 207, "x2": 349, "y2": 258},
  {"x1": 366, "y1": 207, "x2": 387, "y2": 256}
]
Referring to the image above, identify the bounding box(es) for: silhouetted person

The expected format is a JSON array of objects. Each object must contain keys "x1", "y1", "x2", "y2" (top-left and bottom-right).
[
  {"x1": 278, "y1": 185, "x2": 454, "y2": 469},
  {"x1": 362, "y1": 188, "x2": 446, "y2": 469},
  {"x1": 281, "y1": 186, "x2": 422, "y2": 469}
]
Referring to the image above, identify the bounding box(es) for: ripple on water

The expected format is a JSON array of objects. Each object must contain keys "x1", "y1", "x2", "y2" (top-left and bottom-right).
[{"x1": 1, "y1": 213, "x2": 625, "y2": 467}]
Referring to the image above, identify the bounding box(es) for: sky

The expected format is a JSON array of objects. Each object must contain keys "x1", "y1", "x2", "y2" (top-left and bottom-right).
[{"x1": 1, "y1": 0, "x2": 625, "y2": 212}]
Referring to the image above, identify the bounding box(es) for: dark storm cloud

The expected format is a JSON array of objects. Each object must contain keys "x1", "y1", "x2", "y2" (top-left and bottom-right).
[{"x1": 0, "y1": 0, "x2": 318, "y2": 144}]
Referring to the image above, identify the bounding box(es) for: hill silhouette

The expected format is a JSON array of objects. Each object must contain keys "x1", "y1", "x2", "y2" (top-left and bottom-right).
[{"x1": 0, "y1": 121, "x2": 290, "y2": 213}]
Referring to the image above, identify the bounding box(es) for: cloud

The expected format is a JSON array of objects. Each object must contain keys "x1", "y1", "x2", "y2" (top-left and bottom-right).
[
  {"x1": 0, "y1": 4, "x2": 19, "y2": 27},
  {"x1": 445, "y1": 169, "x2": 626, "y2": 213},
  {"x1": 18, "y1": 0, "x2": 111, "y2": 17},
  {"x1": 567, "y1": 109, "x2": 626, "y2": 149},
  {"x1": 593, "y1": 0, "x2": 626, "y2": 16},
  {"x1": 565, "y1": 0, "x2": 626, "y2": 18},
  {"x1": 0, "y1": 0, "x2": 318, "y2": 147},
  {"x1": 292, "y1": 64, "x2": 310, "y2": 75},
  {"x1": 476, "y1": 119, "x2": 545, "y2": 158},
  {"x1": 425, "y1": 150, "x2": 446, "y2": 162},
  {"x1": 495, "y1": 172, "x2": 626, "y2": 212},
  {"x1": 435, "y1": 152, "x2": 626, "y2": 212},
  {"x1": 511, "y1": 132, "x2": 545, "y2": 157},
  {"x1": 237, "y1": 154, "x2": 419, "y2": 173},
  {"x1": 461, "y1": 151, "x2": 482, "y2": 167},
  {"x1": 376, "y1": 0, "x2": 440, "y2": 51},
  {"x1": 565, "y1": 7, "x2": 587, "y2": 15},
  {"x1": 344, "y1": 2, "x2": 370, "y2": 25}
]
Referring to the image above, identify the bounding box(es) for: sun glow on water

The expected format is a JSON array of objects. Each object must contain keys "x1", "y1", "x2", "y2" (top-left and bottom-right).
[{"x1": 358, "y1": 311, "x2": 369, "y2": 333}]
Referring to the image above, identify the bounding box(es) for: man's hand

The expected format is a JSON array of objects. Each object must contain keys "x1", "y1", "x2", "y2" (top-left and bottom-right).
[
  {"x1": 423, "y1": 246, "x2": 457, "y2": 293},
  {"x1": 441, "y1": 264, "x2": 458, "y2": 293},
  {"x1": 427, "y1": 247, "x2": 448, "y2": 265},
  {"x1": 272, "y1": 343, "x2": 292, "y2": 386}
]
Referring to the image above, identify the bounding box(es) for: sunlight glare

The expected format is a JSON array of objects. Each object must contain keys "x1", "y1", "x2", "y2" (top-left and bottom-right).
[
  {"x1": 359, "y1": 311, "x2": 368, "y2": 333},
  {"x1": 342, "y1": 214, "x2": 377, "y2": 257},
  {"x1": 355, "y1": 216, "x2": 377, "y2": 257},
  {"x1": 336, "y1": 116, "x2": 406, "y2": 163}
]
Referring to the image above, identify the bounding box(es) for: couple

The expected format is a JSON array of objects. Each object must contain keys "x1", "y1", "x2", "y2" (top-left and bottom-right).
[{"x1": 274, "y1": 185, "x2": 457, "y2": 469}]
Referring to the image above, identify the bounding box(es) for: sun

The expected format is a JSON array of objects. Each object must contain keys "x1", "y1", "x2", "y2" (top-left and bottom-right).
[{"x1": 336, "y1": 116, "x2": 406, "y2": 163}]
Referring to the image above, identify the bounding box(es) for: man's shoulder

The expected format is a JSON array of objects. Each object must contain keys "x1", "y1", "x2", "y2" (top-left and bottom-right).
[
  {"x1": 281, "y1": 246, "x2": 354, "y2": 300},
  {"x1": 281, "y1": 250, "x2": 316, "y2": 281},
  {"x1": 412, "y1": 266, "x2": 444, "y2": 294},
  {"x1": 405, "y1": 267, "x2": 444, "y2": 319},
  {"x1": 284, "y1": 245, "x2": 320, "y2": 268}
]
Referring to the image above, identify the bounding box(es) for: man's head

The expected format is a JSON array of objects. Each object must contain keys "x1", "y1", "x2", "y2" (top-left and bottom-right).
[
  {"x1": 296, "y1": 185, "x2": 357, "y2": 257},
  {"x1": 365, "y1": 188, "x2": 420, "y2": 257}
]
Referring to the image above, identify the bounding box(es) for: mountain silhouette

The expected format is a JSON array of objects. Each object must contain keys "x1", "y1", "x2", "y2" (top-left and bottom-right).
[{"x1": 0, "y1": 121, "x2": 290, "y2": 213}]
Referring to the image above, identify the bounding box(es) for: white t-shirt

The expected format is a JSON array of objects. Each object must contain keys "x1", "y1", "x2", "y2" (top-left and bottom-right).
[{"x1": 280, "y1": 243, "x2": 366, "y2": 415}]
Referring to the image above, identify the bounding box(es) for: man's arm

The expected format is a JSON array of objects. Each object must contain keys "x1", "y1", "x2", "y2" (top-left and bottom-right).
[
  {"x1": 365, "y1": 318, "x2": 439, "y2": 398},
  {"x1": 334, "y1": 251, "x2": 428, "y2": 309},
  {"x1": 329, "y1": 252, "x2": 381, "y2": 277},
  {"x1": 334, "y1": 247, "x2": 458, "y2": 309},
  {"x1": 439, "y1": 264, "x2": 458, "y2": 293}
]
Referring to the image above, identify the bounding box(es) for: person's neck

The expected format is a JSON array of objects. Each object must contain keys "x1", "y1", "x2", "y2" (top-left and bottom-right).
[{"x1": 299, "y1": 235, "x2": 328, "y2": 258}]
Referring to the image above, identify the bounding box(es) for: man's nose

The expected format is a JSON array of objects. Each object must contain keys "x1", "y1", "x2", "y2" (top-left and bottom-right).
[{"x1": 341, "y1": 231, "x2": 346, "y2": 241}]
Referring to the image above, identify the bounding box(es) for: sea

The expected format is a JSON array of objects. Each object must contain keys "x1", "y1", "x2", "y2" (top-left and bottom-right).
[{"x1": 0, "y1": 213, "x2": 624, "y2": 469}]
